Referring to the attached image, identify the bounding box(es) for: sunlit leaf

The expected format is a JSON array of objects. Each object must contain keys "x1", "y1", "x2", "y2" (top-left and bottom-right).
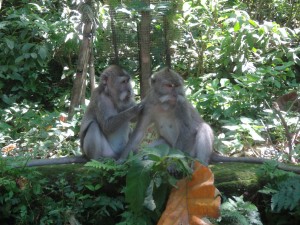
[
  {"x1": 234, "y1": 21, "x2": 240, "y2": 32},
  {"x1": 247, "y1": 126, "x2": 265, "y2": 142},
  {"x1": 248, "y1": 19, "x2": 258, "y2": 27},
  {"x1": 157, "y1": 162, "x2": 221, "y2": 225}
]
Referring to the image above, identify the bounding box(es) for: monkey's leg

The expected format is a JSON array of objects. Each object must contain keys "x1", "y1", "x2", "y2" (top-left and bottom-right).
[
  {"x1": 193, "y1": 122, "x2": 214, "y2": 166},
  {"x1": 83, "y1": 121, "x2": 118, "y2": 159}
]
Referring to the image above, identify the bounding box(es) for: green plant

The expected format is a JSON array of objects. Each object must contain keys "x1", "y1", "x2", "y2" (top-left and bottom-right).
[
  {"x1": 215, "y1": 196, "x2": 263, "y2": 225},
  {"x1": 0, "y1": 1, "x2": 78, "y2": 108},
  {"x1": 0, "y1": 158, "x2": 127, "y2": 224},
  {"x1": 0, "y1": 102, "x2": 82, "y2": 160},
  {"x1": 121, "y1": 145, "x2": 193, "y2": 224},
  {"x1": 258, "y1": 162, "x2": 300, "y2": 224}
]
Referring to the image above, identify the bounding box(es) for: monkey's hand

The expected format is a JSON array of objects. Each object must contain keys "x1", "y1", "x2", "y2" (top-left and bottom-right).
[
  {"x1": 130, "y1": 102, "x2": 144, "y2": 122},
  {"x1": 135, "y1": 101, "x2": 145, "y2": 113},
  {"x1": 116, "y1": 157, "x2": 126, "y2": 164}
]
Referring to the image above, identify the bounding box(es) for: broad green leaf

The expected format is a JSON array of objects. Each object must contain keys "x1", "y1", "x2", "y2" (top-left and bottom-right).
[
  {"x1": 248, "y1": 19, "x2": 258, "y2": 27},
  {"x1": 223, "y1": 125, "x2": 240, "y2": 131},
  {"x1": 274, "y1": 80, "x2": 281, "y2": 88},
  {"x1": 38, "y1": 45, "x2": 48, "y2": 59},
  {"x1": 274, "y1": 61, "x2": 294, "y2": 71},
  {"x1": 0, "y1": 21, "x2": 8, "y2": 30},
  {"x1": 234, "y1": 21, "x2": 241, "y2": 32},
  {"x1": 31, "y1": 53, "x2": 37, "y2": 58},
  {"x1": 143, "y1": 180, "x2": 156, "y2": 211},
  {"x1": 11, "y1": 73, "x2": 24, "y2": 82},
  {"x1": 125, "y1": 160, "x2": 151, "y2": 213},
  {"x1": 240, "y1": 117, "x2": 253, "y2": 124},
  {"x1": 15, "y1": 55, "x2": 24, "y2": 63},
  {"x1": 22, "y1": 43, "x2": 34, "y2": 52},
  {"x1": 212, "y1": 78, "x2": 219, "y2": 89},
  {"x1": 220, "y1": 78, "x2": 230, "y2": 87},
  {"x1": 85, "y1": 184, "x2": 101, "y2": 191},
  {"x1": 5, "y1": 38, "x2": 14, "y2": 49},
  {"x1": 182, "y1": 2, "x2": 191, "y2": 12}
]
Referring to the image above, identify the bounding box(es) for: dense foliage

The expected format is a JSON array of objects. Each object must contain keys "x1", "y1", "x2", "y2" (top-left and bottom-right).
[{"x1": 1, "y1": 0, "x2": 299, "y2": 224}]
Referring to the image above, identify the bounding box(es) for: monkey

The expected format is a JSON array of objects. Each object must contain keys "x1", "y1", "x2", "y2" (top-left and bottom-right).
[
  {"x1": 79, "y1": 64, "x2": 143, "y2": 159},
  {"x1": 18, "y1": 65, "x2": 143, "y2": 167},
  {"x1": 118, "y1": 67, "x2": 300, "y2": 174}
]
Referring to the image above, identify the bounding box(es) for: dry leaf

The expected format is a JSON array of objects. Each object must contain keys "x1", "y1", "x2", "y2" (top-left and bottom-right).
[
  {"x1": 59, "y1": 114, "x2": 68, "y2": 122},
  {"x1": 157, "y1": 161, "x2": 221, "y2": 225},
  {"x1": 16, "y1": 176, "x2": 28, "y2": 190},
  {"x1": 1, "y1": 143, "x2": 17, "y2": 153}
]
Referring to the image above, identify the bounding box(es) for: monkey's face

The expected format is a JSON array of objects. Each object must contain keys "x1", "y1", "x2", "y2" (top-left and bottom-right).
[
  {"x1": 151, "y1": 69, "x2": 185, "y2": 108},
  {"x1": 117, "y1": 75, "x2": 133, "y2": 102},
  {"x1": 108, "y1": 73, "x2": 135, "y2": 110}
]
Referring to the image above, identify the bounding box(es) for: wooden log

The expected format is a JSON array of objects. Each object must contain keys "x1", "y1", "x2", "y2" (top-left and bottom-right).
[{"x1": 22, "y1": 162, "x2": 263, "y2": 196}]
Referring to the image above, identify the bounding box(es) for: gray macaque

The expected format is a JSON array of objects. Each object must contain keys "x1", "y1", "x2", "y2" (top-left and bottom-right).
[
  {"x1": 80, "y1": 65, "x2": 143, "y2": 159},
  {"x1": 20, "y1": 65, "x2": 142, "y2": 167},
  {"x1": 119, "y1": 67, "x2": 214, "y2": 164},
  {"x1": 119, "y1": 68, "x2": 300, "y2": 174}
]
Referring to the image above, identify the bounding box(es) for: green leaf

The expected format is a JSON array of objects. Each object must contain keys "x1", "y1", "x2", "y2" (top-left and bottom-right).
[
  {"x1": 5, "y1": 38, "x2": 14, "y2": 50},
  {"x1": 125, "y1": 160, "x2": 151, "y2": 213},
  {"x1": 0, "y1": 21, "x2": 8, "y2": 30},
  {"x1": 248, "y1": 19, "x2": 258, "y2": 27},
  {"x1": 240, "y1": 117, "x2": 253, "y2": 124},
  {"x1": 223, "y1": 125, "x2": 240, "y2": 131},
  {"x1": 31, "y1": 53, "x2": 37, "y2": 58},
  {"x1": 143, "y1": 180, "x2": 156, "y2": 211},
  {"x1": 274, "y1": 61, "x2": 294, "y2": 71},
  {"x1": 11, "y1": 73, "x2": 24, "y2": 82},
  {"x1": 22, "y1": 43, "x2": 35, "y2": 52},
  {"x1": 274, "y1": 80, "x2": 281, "y2": 88},
  {"x1": 247, "y1": 126, "x2": 265, "y2": 142},
  {"x1": 234, "y1": 21, "x2": 241, "y2": 32},
  {"x1": 38, "y1": 45, "x2": 48, "y2": 59},
  {"x1": 85, "y1": 184, "x2": 102, "y2": 191}
]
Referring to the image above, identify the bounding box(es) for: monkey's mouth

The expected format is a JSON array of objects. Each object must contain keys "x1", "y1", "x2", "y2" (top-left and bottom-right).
[
  {"x1": 120, "y1": 91, "x2": 131, "y2": 102},
  {"x1": 159, "y1": 95, "x2": 177, "y2": 105}
]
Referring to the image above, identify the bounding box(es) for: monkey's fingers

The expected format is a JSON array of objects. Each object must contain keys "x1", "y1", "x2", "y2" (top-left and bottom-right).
[{"x1": 116, "y1": 157, "x2": 126, "y2": 164}]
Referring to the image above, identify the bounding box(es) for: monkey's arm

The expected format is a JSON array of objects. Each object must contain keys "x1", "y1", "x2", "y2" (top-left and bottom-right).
[
  {"x1": 23, "y1": 156, "x2": 88, "y2": 167},
  {"x1": 210, "y1": 152, "x2": 300, "y2": 174},
  {"x1": 98, "y1": 101, "x2": 143, "y2": 134},
  {"x1": 118, "y1": 111, "x2": 152, "y2": 161}
]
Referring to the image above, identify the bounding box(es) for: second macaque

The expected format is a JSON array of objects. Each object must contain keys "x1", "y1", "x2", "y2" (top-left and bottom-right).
[{"x1": 119, "y1": 67, "x2": 214, "y2": 164}]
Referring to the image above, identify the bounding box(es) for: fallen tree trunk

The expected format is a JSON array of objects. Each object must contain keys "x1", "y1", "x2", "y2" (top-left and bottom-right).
[{"x1": 21, "y1": 162, "x2": 263, "y2": 196}]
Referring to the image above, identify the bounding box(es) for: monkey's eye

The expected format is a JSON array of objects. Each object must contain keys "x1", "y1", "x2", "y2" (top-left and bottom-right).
[
  {"x1": 165, "y1": 84, "x2": 174, "y2": 88},
  {"x1": 122, "y1": 79, "x2": 129, "y2": 84}
]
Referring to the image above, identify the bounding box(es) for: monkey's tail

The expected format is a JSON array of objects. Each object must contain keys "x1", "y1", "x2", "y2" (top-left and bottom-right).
[
  {"x1": 210, "y1": 152, "x2": 300, "y2": 174},
  {"x1": 210, "y1": 152, "x2": 266, "y2": 164},
  {"x1": 25, "y1": 156, "x2": 88, "y2": 167}
]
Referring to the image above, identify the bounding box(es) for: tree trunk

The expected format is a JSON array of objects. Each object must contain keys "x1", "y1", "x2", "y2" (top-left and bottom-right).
[
  {"x1": 109, "y1": 5, "x2": 119, "y2": 64},
  {"x1": 163, "y1": 15, "x2": 171, "y2": 68},
  {"x1": 89, "y1": 40, "x2": 96, "y2": 93},
  {"x1": 68, "y1": 22, "x2": 92, "y2": 119},
  {"x1": 139, "y1": 0, "x2": 151, "y2": 99}
]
